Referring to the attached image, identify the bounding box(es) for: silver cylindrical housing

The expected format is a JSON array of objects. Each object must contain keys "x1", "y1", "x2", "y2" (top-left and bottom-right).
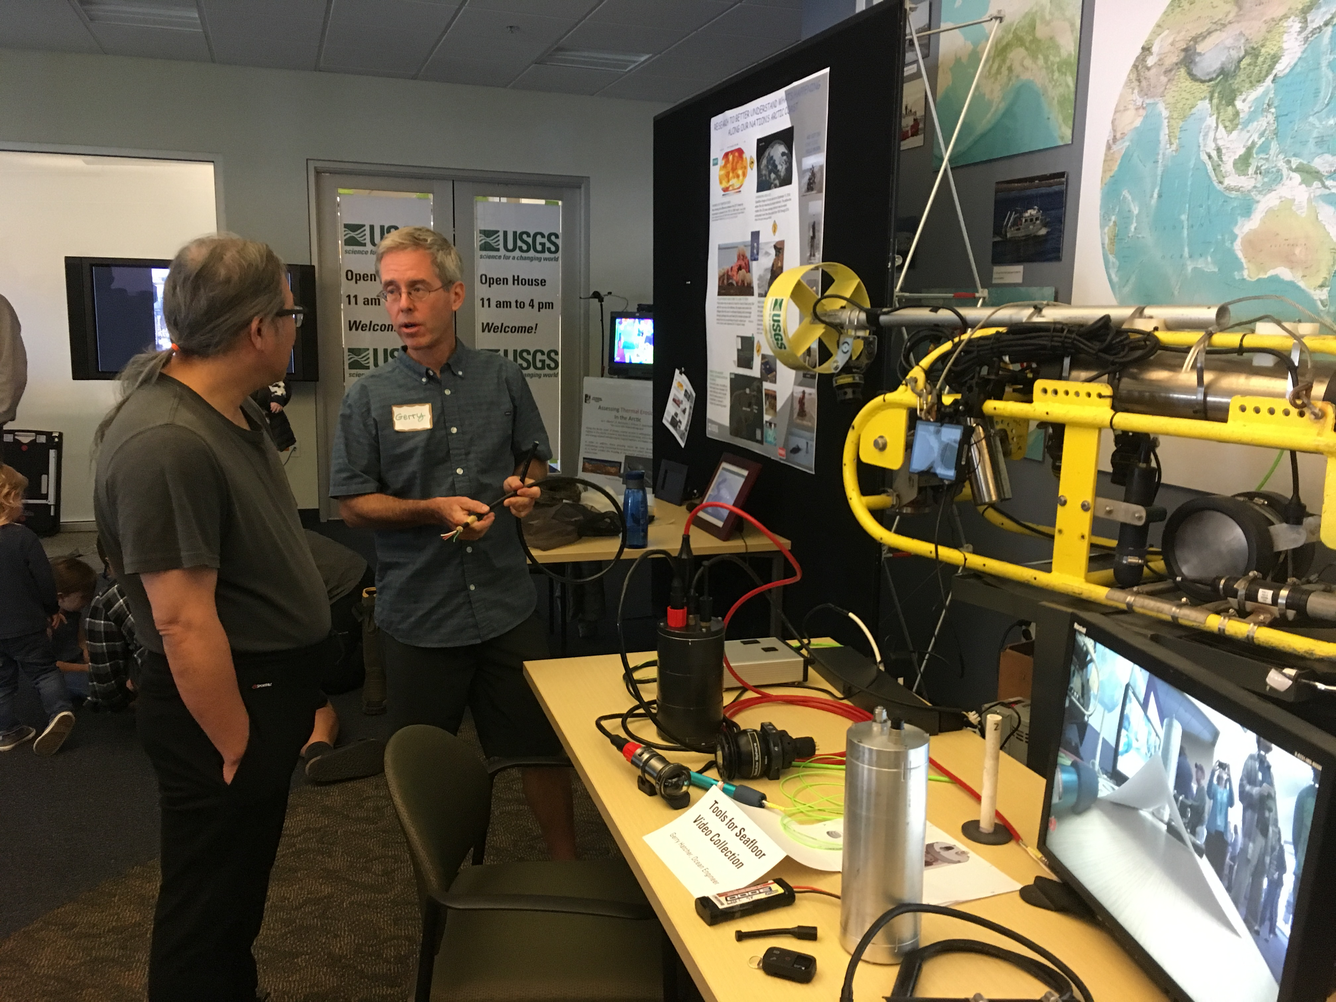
[
  {"x1": 869, "y1": 304, "x2": 1231, "y2": 330},
  {"x1": 964, "y1": 418, "x2": 1012, "y2": 505},
  {"x1": 1069, "y1": 357, "x2": 1336, "y2": 421},
  {"x1": 839, "y1": 707, "x2": 929, "y2": 963}
]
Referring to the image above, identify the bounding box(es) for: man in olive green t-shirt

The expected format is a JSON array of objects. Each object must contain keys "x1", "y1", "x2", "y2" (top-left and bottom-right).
[{"x1": 95, "y1": 235, "x2": 327, "y2": 1002}]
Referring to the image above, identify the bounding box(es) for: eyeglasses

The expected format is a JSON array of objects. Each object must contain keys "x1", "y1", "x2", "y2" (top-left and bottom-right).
[
  {"x1": 275, "y1": 306, "x2": 305, "y2": 328},
  {"x1": 381, "y1": 282, "x2": 445, "y2": 304}
]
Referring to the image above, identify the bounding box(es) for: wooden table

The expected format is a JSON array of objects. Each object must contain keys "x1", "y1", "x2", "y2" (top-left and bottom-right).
[
  {"x1": 524, "y1": 650, "x2": 1167, "y2": 1002},
  {"x1": 528, "y1": 501, "x2": 792, "y2": 638}
]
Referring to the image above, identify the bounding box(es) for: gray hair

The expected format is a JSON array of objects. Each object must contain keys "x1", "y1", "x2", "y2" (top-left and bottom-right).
[
  {"x1": 93, "y1": 234, "x2": 286, "y2": 447},
  {"x1": 376, "y1": 226, "x2": 463, "y2": 287}
]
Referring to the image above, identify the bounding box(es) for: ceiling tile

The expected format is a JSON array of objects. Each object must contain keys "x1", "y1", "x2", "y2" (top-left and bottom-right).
[
  {"x1": 201, "y1": 0, "x2": 326, "y2": 69},
  {"x1": 320, "y1": 0, "x2": 459, "y2": 74},
  {"x1": 467, "y1": 0, "x2": 600, "y2": 16},
  {"x1": 740, "y1": 0, "x2": 803, "y2": 8},
  {"x1": 418, "y1": 55, "x2": 524, "y2": 88},
  {"x1": 510, "y1": 63, "x2": 623, "y2": 96},
  {"x1": 84, "y1": 22, "x2": 212, "y2": 61},
  {"x1": 708, "y1": 3, "x2": 801, "y2": 41},
  {"x1": 558, "y1": 20, "x2": 687, "y2": 55},
  {"x1": 421, "y1": 7, "x2": 574, "y2": 76},
  {"x1": 588, "y1": 0, "x2": 735, "y2": 32},
  {"x1": 0, "y1": 0, "x2": 102, "y2": 53},
  {"x1": 598, "y1": 73, "x2": 701, "y2": 104},
  {"x1": 653, "y1": 32, "x2": 779, "y2": 78}
]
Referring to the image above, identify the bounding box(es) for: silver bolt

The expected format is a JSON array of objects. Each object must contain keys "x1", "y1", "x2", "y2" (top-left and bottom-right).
[
  {"x1": 1057, "y1": 495, "x2": 1067, "y2": 506},
  {"x1": 1080, "y1": 500, "x2": 1091, "y2": 512},
  {"x1": 873, "y1": 436, "x2": 887, "y2": 452}
]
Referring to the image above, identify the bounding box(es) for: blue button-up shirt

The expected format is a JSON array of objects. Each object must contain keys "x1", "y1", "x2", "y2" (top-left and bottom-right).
[{"x1": 329, "y1": 343, "x2": 551, "y2": 647}]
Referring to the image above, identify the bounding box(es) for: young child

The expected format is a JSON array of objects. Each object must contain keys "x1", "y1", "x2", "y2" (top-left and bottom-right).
[
  {"x1": 48, "y1": 554, "x2": 98, "y2": 702},
  {"x1": 0, "y1": 465, "x2": 75, "y2": 754}
]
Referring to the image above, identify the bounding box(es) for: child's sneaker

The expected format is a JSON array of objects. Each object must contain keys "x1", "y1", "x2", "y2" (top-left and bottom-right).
[
  {"x1": 33, "y1": 711, "x2": 75, "y2": 756},
  {"x1": 0, "y1": 726, "x2": 35, "y2": 751}
]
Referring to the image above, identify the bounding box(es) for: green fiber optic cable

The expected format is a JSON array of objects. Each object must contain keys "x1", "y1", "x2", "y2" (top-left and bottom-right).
[{"x1": 1258, "y1": 450, "x2": 1284, "y2": 490}]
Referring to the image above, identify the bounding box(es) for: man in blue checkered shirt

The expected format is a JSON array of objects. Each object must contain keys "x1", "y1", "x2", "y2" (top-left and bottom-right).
[{"x1": 329, "y1": 226, "x2": 575, "y2": 860}]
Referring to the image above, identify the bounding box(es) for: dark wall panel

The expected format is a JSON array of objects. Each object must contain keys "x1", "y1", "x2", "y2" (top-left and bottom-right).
[{"x1": 653, "y1": 3, "x2": 905, "y2": 637}]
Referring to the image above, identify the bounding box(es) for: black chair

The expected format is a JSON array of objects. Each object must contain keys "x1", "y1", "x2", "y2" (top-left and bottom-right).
[{"x1": 384, "y1": 724, "x2": 665, "y2": 1002}]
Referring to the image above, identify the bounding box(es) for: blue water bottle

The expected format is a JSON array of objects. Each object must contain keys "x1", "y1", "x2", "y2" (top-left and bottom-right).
[{"x1": 623, "y1": 470, "x2": 649, "y2": 549}]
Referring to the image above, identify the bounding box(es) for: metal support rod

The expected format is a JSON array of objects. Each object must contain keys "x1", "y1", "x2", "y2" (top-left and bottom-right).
[
  {"x1": 896, "y1": 11, "x2": 1002, "y2": 301},
  {"x1": 912, "y1": 14, "x2": 1000, "y2": 37},
  {"x1": 875, "y1": 304, "x2": 1232, "y2": 330}
]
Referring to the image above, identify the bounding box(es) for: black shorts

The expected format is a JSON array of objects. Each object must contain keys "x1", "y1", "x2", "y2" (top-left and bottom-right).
[{"x1": 381, "y1": 614, "x2": 561, "y2": 758}]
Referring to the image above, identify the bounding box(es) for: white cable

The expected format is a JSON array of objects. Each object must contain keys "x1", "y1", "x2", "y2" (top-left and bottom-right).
[{"x1": 842, "y1": 610, "x2": 882, "y2": 670}]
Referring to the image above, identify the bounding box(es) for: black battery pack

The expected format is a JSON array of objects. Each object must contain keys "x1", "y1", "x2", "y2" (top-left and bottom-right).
[{"x1": 694, "y1": 878, "x2": 796, "y2": 925}]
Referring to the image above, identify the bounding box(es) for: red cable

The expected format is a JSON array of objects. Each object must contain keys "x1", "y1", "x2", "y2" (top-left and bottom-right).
[{"x1": 683, "y1": 501, "x2": 874, "y2": 725}]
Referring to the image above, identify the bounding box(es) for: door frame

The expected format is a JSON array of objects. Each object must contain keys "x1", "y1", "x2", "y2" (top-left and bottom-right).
[{"x1": 307, "y1": 159, "x2": 591, "y2": 520}]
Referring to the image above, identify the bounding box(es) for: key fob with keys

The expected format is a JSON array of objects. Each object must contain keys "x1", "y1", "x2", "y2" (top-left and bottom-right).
[{"x1": 757, "y1": 946, "x2": 816, "y2": 983}]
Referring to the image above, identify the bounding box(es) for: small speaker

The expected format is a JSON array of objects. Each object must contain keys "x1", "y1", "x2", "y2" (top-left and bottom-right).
[{"x1": 655, "y1": 459, "x2": 689, "y2": 506}]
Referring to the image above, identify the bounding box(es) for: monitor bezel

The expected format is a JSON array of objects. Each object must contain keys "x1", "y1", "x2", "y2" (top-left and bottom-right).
[
  {"x1": 1037, "y1": 612, "x2": 1336, "y2": 1002},
  {"x1": 606, "y1": 310, "x2": 653, "y2": 379},
  {"x1": 66, "y1": 256, "x2": 320, "y2": 382}
]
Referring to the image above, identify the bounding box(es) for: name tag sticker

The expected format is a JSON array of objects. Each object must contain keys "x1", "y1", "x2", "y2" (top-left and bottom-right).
[{"x1": 392, "y1": 403, "x2": 433, "y2": 433}]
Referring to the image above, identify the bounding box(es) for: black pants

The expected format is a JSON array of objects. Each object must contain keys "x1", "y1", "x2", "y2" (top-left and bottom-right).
[{"x1": 137, "y1": 644, "x2": 326, "y2": 1002}]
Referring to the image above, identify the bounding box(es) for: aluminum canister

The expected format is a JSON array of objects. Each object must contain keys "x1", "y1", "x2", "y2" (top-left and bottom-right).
[{"x1": 839, "y1": 707, "x2": 929, "y2": 963}]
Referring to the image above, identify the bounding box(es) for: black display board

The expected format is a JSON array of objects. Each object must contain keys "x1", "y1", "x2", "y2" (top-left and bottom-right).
[{"x1": 653, "y1": 4, "x2": 905, "y2": 635}]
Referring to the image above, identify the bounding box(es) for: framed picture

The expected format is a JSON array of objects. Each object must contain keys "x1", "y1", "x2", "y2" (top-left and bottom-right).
[{"x1": 693, "y1": 453, "x2": 762, "y2": 540}]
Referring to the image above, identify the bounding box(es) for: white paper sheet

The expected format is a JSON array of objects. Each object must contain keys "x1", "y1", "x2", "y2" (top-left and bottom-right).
[{"x1": 643, "y1": 786, "x2": 785, "y2": 898}]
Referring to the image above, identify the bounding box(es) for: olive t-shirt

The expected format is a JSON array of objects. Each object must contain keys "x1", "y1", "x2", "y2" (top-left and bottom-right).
[{"x1": 94, "y1": 374, "x2": 330, "y2": 655}]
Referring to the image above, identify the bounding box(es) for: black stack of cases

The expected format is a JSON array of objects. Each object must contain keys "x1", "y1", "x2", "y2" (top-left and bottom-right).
[{"x1": 2, "y1": 429, "x2": 62, "y2": 536}]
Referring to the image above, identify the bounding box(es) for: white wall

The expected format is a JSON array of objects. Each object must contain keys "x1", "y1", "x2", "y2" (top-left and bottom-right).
[
  {"x1": 0, "y1": 47, "x2": 663, "y2": 511},
  {"x1": 0, "y1": 152, "x2": 216, "y2": 522}
]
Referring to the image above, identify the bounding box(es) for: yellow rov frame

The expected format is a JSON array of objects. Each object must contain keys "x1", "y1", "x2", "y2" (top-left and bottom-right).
[{"x1": 763, "y1": 263, "x2": 1336, "y2": 663}]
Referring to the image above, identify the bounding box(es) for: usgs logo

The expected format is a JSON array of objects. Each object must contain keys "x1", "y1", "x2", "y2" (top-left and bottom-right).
[
  {"x1": 478, "y1": 229, "x2": 561, "y2": 255},
  {"x1": 484, "y1": 347, "x2": 560, "y2": 372}
]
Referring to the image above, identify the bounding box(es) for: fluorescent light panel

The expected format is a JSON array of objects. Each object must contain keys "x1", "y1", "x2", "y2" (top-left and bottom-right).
[
  {"x1": 538, "y1": 48, "x2": 650, "y2": 72},
  {"x1": 79, "y1": 0, "x2": 202, "y2": 31}
]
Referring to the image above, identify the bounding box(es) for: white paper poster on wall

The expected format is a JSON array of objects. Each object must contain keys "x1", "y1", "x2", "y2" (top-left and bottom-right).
[
  {"x1": 337, "y1": 189, "x2": 433, "y2": 383},
  {"x1": 474, "y1": 196, "x2": 563, "y2": 466},
  {"x1": 578, "y1": 376, "x2": 653, "y2": 496},
  {"x1": 1071, "y1": 1, "x2": 1336, "y2": 499},
  {"x1": 705, "y1": 68, "x2": 829, "y2": 473}
]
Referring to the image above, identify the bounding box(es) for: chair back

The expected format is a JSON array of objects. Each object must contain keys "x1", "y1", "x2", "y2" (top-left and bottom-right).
[{"x1": 385, "y1": 724, "x2": 492, "y2": 906}]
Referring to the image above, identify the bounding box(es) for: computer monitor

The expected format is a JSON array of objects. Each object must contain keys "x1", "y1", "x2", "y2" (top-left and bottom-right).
[
  {"x1": 1040, "y1": 613, "x2": 1336, "y2": 1002},
  {"x1": 607, "y1": 310, "x2": 652, "y2": 379},
  {"x1": 66, "y1": 257, "x2": 319, "y2": 381}
]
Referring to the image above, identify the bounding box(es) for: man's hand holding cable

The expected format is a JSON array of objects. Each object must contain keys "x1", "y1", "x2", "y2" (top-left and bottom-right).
[
  {"x1": 435, "y1": 495, "x2": 495, "y2": 540},
  {"x1": 502, "y1": 475, "x2": 540, "y2": 518}
]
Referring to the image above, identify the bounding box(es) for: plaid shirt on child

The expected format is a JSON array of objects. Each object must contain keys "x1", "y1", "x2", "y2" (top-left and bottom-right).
[{"x1": 86, "y1": 583, "x2": 139, "y2": 711}]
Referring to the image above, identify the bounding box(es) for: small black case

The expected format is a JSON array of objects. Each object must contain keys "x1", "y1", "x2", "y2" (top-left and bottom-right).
[
  {"x1": 760, "y1": 946, "x2": 816, "y2": 983},
  {"x1": 694, "y1": 878, "x2": 795, "y2": 925}
]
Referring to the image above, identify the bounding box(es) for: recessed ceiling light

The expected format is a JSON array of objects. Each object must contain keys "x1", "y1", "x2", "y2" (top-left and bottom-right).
[
  {"x1": 78, "y1": 0, "x2": 201, "y2": 31},
  {"x1": 538, "y1": 48, "x2": 651, "y2": 73}
]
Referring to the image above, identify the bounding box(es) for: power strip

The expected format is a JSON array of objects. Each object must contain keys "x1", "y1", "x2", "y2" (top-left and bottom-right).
[{"x1": 809, "y1": 645, "x2": 964, "y2": 735}]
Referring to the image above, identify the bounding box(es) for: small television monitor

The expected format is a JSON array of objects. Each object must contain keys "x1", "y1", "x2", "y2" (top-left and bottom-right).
[
  {"x1": 607, "y1": 310, "x2": 653, "y2": 379},
  {"x1": 1041, "y1": 613, "x2": 1336, "y2": 1002},
  {"x1": 66, "y1": 257, "x2": 319, "y2": 381}
]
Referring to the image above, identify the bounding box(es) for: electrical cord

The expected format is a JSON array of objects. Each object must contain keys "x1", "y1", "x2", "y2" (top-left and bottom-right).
[
  {"x1": 840, "y1": 903, "x2": 1093, "y2": 1002},
  {"x1": 800, "y1": 604, "x2": 882, "y2": 668},
  {"x1": 517, "y1": 475, "x2": 628, "y2": 585}
]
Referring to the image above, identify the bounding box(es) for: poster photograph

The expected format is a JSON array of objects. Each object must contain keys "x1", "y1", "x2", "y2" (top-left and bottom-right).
[
  {"x1": 705, "y1": 68, "x2": 830, "y2": 471},
  {"x1": 902, "y1": 75, "x2": 927, "y2": 150},
  {"x1": 992, "y1": 172, "x2": 1066, "y2": 264}
]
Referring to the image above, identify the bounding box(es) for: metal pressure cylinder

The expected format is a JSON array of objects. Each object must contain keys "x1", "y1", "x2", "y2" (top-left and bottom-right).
[
  {"x1": 655, "y1": 619, "x2": 725, "y2": 748},
  {"x1": 839, "y1": 708, "x2": 929, "y2": 963}
]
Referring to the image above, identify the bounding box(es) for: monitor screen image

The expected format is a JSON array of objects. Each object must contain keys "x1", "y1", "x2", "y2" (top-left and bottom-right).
[
  {"x1": 694, "y1": 461, "x2": 749, "y2": 527},
  {"x1": 90, "y1": 264, "x2": 171, "y2": 372},
  {"x1": 1048, "y1": 625, "x2": 1320, "y2": 1002},
  {"x1": 612, "y1": 314, "x2": 653, "y2": 366}
]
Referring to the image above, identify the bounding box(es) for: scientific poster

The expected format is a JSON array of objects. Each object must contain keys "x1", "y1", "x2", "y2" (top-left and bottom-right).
[
  {"x1": 1070, "y1": 0, "x2": 1336, "y2": 499},
  {"x1": 704, "y1": 68, "x2": 829, "y2": 472},
  {"x1": 337, "y1": 189, "x2": 433, "y2": 383},
  {"x1": 579, "y1": 376, "x2": 653, "y2": 496},
  {"x1": 474, "y1": 196, "x2": 563, "y2": 464}
]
